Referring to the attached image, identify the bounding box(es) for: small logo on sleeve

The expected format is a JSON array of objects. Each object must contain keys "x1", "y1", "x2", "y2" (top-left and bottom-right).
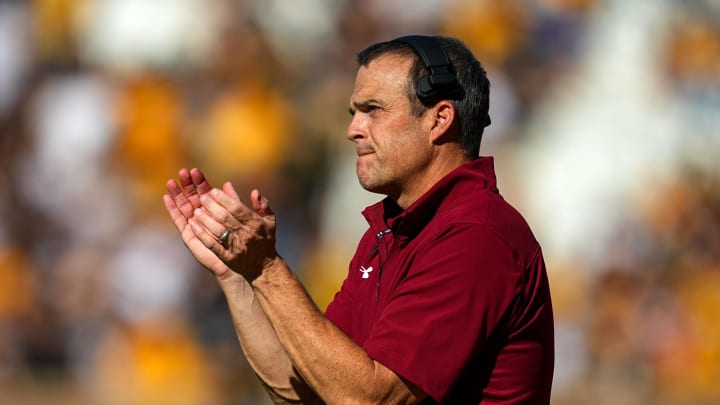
[{"x1": 360, "y1": 266, "x2": 374, "y2": 279}]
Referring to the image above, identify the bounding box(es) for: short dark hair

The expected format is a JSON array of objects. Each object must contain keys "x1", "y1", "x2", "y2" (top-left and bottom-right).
[{"x1": 357, "y1": 35, "x2": 491, "y2": 157}]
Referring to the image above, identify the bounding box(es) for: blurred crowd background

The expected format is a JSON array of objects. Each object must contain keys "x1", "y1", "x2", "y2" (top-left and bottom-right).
[{"x1": 0, "y1": 0, "x2": 718, "y2": 404}]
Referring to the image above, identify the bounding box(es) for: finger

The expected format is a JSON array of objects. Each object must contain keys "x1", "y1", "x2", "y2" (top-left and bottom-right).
[
  {"x1": 175, "y1": 167, "x2": 215, "y2": 213},
  {"x1": 250, "y1": 189, "x2": 275, "y2": 218},
  {"x1": 178, "y1": 168, "x2": 194, "y2": 192},
  {"x1": 166, "y1": 177, "x2": 183, "y2": 197},
  {"x1": 162, "y1": 193, "x2": 180, "y2": 219},
  {"x1": 193, "y1": 206, "x2": 231, "y2": 242},
  {"x1": 179, "y1": 168, "x2": 196, "y2": 201},
  {"x1": 162, "y1": 193, "x2": 188, "y2": 233},
  {"x1": 166, "y1": 177, "x2": 194, "y2": 219},
  {"x1": 223, "y1": 181, "x2": 240, "y2": 200},
  {"x1": 189, "y1": 217, "x2": 226, "y2": 253},
  {"x1": 191, "y1": 168, "x2": 213, "y2": 196},
  {"x1": 221, "y1": 183, "x2": 258, "y2": 223},
  {"x1": 203, "y1": 188, "x2": 256, "y2": 225},
  {"x1": 178, "y1": 168, "x2": 204, "y2": 210}
]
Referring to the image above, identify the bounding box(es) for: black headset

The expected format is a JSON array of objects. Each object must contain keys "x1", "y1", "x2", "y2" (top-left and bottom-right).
[{"x1": 394, "y1": 35, "x2": 465, "y2": 104}]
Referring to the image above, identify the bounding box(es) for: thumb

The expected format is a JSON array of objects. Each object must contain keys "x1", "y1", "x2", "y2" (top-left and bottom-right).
[{"x1": 251, "y1": 189, "x2": 275, "y2": 218}]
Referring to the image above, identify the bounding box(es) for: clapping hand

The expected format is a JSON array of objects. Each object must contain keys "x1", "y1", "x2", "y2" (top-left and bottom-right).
[{"x1": 163, "y1": 168, "x2": 279, "y2": 282}]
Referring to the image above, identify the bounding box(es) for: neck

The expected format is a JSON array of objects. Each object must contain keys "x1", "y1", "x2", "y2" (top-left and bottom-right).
[{"x1": 395, "y1": 151, "x2": 471, "y2": 209}]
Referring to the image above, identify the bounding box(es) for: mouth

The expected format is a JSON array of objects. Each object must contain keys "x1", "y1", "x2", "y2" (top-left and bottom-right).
[{"x1": 357, "y1": 148, "x2": 374, "y2": 157}]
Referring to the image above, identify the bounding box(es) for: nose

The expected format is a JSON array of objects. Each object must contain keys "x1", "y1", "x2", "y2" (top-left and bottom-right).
[{"x1": 346, "y1": 113, "x2": 366, "y2": 143}]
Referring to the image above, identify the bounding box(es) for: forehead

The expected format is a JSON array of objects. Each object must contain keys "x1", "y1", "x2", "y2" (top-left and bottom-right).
[{"x1": 351, "y1": 53, "x2": 413, "y2": 103}]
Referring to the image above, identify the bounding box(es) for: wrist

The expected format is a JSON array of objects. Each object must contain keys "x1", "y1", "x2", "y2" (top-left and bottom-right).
[
  {"x1": 249, "y1": 255, "x2": 287, "y2": 286},
  {"x1": 216, "y1": 271, "x2": 250, "y2": 294}
]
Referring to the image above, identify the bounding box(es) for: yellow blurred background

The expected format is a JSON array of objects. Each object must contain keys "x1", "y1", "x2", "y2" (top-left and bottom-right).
[{"x1": 0, "y1": 0, "x2": 719, "y2": 404}]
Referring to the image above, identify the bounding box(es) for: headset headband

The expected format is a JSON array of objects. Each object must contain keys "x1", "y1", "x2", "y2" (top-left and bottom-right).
[{"x1": 394, "y1": 35, "x2": 465, "y2": 103}]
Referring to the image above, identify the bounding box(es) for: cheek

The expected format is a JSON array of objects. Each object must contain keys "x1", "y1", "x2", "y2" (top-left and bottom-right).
[
  {"x1": 371, "y1": 117, "x2": 426, "y2": 165},
  {"x1": 389, "y1": 127, "x2": 425, "y2": 159}
]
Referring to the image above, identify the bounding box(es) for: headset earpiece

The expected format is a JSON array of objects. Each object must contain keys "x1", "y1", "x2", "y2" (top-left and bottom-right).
[{"x1": 395, "y1": 35, "x2": 465, "y2": 104}]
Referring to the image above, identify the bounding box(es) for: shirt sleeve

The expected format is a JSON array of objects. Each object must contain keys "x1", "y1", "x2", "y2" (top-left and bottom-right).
[{"x1": 363, "y1": 224, "x2": 524, "y2": 403}]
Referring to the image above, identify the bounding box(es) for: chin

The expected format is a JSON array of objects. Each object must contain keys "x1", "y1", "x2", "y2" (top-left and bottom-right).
[
  {"x1": 358, "y1": 178, "x2": 374, "y2": 192},
  {"x1": 357, "y1": 177, "x2": 378, "y2": 193},
  {"x1": 357, "y1": 167, "x2": 393, "y2": 195},
  {"x1": 358, "y1": 179, "x2": 391, "y2": 196}
]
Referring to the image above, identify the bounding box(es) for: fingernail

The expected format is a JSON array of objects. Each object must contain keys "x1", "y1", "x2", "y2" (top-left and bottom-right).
[
  {"x1": 194, "y1": 208, "x2": 202, "y2": 216},
  {"x1": 199, "y1": 195, "x2": 207, "y2": 203}
]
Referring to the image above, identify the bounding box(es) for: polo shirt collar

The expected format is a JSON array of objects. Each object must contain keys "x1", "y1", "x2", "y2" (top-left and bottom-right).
[{"x1": 362, "y1": 156, "x2": 498, "y2": 238}]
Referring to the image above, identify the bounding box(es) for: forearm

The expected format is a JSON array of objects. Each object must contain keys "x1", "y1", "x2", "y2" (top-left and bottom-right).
[
  {"x1": 218, "y1": 276, "x2": 321, "y2": 404},
  {"x1": 251, "y1": 259, "x2": 414, "y2": 404},
  {"x1": 176, "y1": 184, "x2": 419, "y2": 402}
]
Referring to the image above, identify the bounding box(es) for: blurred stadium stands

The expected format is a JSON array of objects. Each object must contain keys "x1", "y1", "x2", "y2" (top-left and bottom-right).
[{"x1": 0, "y1": 0, "x2": 718, "y2": 404}]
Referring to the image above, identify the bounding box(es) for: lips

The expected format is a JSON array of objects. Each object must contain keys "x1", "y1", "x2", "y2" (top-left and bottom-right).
[{"x1": 357, "y1": 148, "x2": 374, "y2": 157}]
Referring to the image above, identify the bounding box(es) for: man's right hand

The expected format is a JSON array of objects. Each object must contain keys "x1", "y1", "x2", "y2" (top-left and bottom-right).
[{"x1": 163, "y1": 168, "x2": 241, "y2": 280}]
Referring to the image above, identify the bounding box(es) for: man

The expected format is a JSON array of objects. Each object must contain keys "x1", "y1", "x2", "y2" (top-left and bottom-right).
[{"x1": 164, "y1": 35, "x2": 554, "y2": 404}]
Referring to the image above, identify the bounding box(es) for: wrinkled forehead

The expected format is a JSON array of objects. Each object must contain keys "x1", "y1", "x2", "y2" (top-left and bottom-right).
[{"x1": 350, "y1": 54, "x2": 413, "y2": 102}]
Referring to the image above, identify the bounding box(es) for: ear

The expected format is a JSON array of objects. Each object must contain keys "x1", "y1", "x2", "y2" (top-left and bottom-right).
[{"x1": 428, "y1": 100, "x2": 457, "y2": 144}]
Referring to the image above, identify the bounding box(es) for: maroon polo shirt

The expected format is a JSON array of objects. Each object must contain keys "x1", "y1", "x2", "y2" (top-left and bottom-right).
[{"x1": 325, "y1": 157, "x2": 554, "y2": 404}]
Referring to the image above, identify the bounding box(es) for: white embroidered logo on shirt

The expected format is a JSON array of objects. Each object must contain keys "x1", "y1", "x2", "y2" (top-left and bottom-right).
[{"x1": 360, "y1": 266, "x2": 373, "y2": 279}]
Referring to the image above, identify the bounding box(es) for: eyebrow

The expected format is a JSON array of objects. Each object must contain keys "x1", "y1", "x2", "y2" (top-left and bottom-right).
[{"x1": 348, "y1": 99, "x2": 381, "y2": 115}]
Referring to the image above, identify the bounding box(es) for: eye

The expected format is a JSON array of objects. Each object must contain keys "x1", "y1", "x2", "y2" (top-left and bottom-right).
[
  {"x1": 349, "y1": 102, "x2": 382, "y2": 116},
  {"x1": 362, "y1": 105, "x2": 380, "y2": 115}
]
